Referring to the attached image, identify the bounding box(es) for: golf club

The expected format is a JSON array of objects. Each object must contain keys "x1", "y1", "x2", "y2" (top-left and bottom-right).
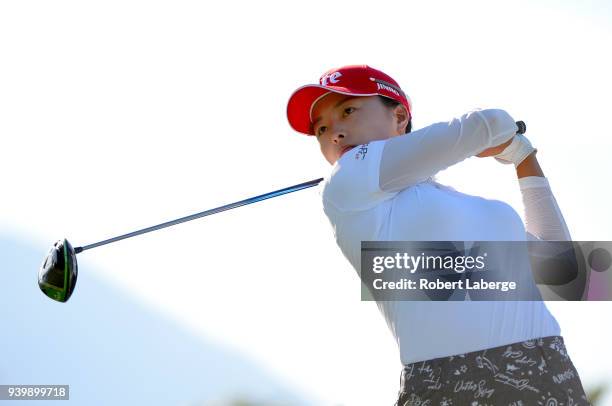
[{"x1": 38, "y1": 121, "x2": 527, "y2": 302}]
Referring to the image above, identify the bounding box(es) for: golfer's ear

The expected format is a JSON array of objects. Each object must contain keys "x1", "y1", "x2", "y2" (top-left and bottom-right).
[{"x1": 394, "y1": 104, "x2": 409, "y2": 134}]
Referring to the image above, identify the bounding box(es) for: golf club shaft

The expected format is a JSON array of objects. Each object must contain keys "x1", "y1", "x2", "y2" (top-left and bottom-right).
[
  {"x1": 74, "y1": 120, "x2": 526, "y2": 254},
  {"x1": 74, "y1": 177, "x2": 324, "y2": 254}
]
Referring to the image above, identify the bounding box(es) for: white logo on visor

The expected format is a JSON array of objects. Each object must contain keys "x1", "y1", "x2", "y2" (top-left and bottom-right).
[{"x1": 320, "y1": 72, "x2": 342, "y2": 86}]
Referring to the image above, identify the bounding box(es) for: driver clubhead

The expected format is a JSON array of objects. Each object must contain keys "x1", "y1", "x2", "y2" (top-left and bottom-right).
[{"x1": 38, "y1": 238, "x2": 78, "y2": 302}]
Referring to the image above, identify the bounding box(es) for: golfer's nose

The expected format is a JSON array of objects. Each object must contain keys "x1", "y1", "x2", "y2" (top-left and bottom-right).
[{"x1": 330, "y1": 127, "x2": 345, "y2": 144}]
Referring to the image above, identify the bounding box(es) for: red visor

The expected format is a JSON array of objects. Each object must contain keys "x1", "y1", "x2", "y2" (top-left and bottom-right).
[{"x1": 286, "y1": 64, "x2": 412, "y2": 135}]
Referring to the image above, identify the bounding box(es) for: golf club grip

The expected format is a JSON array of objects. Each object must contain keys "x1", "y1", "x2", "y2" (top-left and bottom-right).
[{"x1": 516, "y1": 121, "x2": 526, "y2": 134}]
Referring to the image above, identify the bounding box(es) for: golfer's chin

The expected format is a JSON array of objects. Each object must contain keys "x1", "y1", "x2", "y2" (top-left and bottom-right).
[
  {"x1": 335, "y1": 147, "x2": 354, "y2": 163},
  {"x1": 329, "y1": 154, "x2": 344, "y2": 165},
  {"x1": 323, "y1": 153, "x2": 339, "y2": 166}
]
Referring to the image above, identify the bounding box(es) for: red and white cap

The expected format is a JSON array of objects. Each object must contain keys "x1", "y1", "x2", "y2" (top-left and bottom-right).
[{"x1": 286, "y1": 64, "x2": 412, "y2": 135}]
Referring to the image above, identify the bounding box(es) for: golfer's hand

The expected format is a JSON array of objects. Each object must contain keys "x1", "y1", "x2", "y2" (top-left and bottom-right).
[{"x1": 476, "y1": 137, "x2": 514, "y2": 158}]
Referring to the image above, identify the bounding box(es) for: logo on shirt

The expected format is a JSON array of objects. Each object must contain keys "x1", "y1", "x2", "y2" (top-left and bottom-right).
[{"x1": 355, "y1": 143, "x2": 369, "y2": 160}]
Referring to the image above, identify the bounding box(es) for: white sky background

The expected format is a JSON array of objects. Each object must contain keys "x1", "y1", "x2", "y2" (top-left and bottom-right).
[{"x1": 1, "y1": 0, "x2": 611, "y2": 405}]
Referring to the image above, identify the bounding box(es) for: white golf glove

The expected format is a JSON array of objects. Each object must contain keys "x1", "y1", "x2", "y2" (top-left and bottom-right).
[{"x1": 494, "y1": 134, "x2": 537, "y2": 167}]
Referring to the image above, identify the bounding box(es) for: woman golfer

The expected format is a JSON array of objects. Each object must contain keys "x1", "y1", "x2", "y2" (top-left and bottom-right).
[{"x1": 286, "y1": 65, "x2": 591, "y2": 405}]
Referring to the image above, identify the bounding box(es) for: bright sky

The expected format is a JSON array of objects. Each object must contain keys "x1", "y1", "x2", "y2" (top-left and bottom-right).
[{"x1": 1, "y1": 0, "x2": 611, "y2": 405}]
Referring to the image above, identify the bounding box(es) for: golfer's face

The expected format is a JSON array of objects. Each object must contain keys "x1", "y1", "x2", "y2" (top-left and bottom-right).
[{"x1": 311, "y1": 93, "x2": 401, "y2": 165}]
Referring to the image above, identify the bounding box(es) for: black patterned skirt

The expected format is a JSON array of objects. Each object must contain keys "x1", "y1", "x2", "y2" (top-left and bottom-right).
[{"x1": 395, "y1": 335, "x2": 591, "y2": 406}]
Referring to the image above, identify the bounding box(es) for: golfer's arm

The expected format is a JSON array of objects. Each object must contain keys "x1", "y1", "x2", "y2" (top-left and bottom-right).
[
  {"x1": 519, "y1": 164, "x2": 572, "y2": 241},
  {"x1": 379, "y1": 109, "x2": 518, "y2": 192},
  {"x1": 519, "y1": 156, "x2": 577, "y2": 289},
  {"x1": 516, "y1": 153, "x2": 544, "y2": 178}
]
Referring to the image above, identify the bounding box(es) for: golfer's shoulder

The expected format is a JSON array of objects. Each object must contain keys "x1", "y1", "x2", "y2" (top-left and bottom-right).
[
  {"x1": 473, "y1": 195, "x2": 525, "y2": 233},
  {"x1": 325, "y1": 140, "x2": 387, "y2": 188},
  {"x1": 322, "y1": 140, "x2": 394, "y2": 212}
]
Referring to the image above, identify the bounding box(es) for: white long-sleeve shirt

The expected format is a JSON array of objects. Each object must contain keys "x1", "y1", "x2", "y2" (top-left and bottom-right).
[
  {"x1": 321, "y1": 109, "x2": 569, "y2": 364},
  {"x1": 521, "y1": 176, "x2": 571, "y2": 241}
]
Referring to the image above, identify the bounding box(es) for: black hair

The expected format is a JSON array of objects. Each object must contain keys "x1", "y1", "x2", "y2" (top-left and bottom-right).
[{"x1": 378, "y1": 95, "x2": 412, "y2": 134}]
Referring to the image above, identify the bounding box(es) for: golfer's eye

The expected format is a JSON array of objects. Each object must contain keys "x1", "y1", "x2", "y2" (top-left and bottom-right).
[
  {"x1": 343, "y1": 107, "x2": 355, "y2": 116},
  {"x1": 316, "y1": 126, "x2": 327, "y2": 136}
]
